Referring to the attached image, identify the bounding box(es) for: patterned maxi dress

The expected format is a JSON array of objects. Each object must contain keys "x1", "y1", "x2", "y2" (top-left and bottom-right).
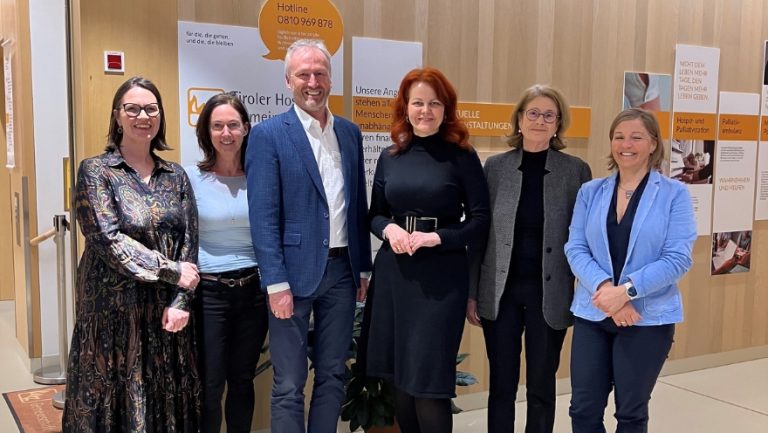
[{"x1": 62, "y1": 150, "x2": 200, "y2": 433}]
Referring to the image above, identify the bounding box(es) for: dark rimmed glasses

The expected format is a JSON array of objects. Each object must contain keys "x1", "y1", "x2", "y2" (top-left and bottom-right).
[
  {"x1": 524, "y1": 108, "x2": 559, "y2": 124},
  {"x1": 122, "y1": 103, "x2": 160, "y2": 118}
]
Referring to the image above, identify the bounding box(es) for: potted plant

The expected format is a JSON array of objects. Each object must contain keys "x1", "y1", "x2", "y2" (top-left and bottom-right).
[{"x1": 341, "y1": 303, "x2": 478, "y2": 432}]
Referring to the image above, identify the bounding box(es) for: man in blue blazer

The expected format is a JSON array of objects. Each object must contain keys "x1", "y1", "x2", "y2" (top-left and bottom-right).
[{"x1": 245, "y1": 39, "x2": 373, "y2": 433}]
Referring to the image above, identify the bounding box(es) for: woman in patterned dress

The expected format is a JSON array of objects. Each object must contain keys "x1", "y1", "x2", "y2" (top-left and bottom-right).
[{"x1": 63, "y1": 76, "x2": 201, "y2": 433}]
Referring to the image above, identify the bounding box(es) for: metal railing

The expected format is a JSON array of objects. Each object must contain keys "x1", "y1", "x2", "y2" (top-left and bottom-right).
[{"x1": 29, "y1": 214, "x2": 69, "y2": 409}]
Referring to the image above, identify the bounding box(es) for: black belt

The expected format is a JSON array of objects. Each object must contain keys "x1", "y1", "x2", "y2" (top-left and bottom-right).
[
  {"x1": 328, "y1": 246, "x2": 348, "y2": 258},
  {"x1": 200, "y1": 267, "x2": 259, "y2": 288},
  {"x1": 394, "y1": 215, "x2": 456, "y2": 233}
]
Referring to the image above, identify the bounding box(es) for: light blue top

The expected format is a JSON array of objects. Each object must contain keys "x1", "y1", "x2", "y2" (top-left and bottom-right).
[
  {"x1": 565, "y1": 170, "x2": 696, "y2": 326},
  {"x1": 185, "y1": 165, "x2": 257, "y2": 273}
]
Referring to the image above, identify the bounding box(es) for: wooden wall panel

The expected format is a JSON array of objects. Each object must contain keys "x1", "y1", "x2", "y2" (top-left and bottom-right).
[
  {"x1": 1, "y1": 0, "x2": 42, "y2": 356},
  {"x1": 71, "y1": 0, "x2": 768, "y2": 426}
]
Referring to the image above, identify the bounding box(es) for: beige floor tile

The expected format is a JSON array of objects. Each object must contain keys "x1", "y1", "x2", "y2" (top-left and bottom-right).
[
  {"x1": 456, "y1": 364, "x2": 768, "y2": 433},
  {"x1": 658, "y1": 358, "x2": 768, "y2": 415}
]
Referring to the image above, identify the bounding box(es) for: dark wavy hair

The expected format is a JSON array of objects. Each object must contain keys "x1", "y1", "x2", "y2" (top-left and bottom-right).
[
  {"x1": 195, "y1": 92, "x2": 251, "y2": 172},
  {"x1": 507, "y1": 84, "x2": 570, "y2": 150},
  {"x1": 390, "y1": 67, "x2": 470, "y2": 154},
  {"x1": 105, "y1": 76, "x2": 170, "y2": 152}
]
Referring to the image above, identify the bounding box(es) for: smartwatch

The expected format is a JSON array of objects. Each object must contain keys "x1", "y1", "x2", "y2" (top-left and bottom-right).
[{"x1": 624, "y1": 281, "x2": 638, "y2": 300}]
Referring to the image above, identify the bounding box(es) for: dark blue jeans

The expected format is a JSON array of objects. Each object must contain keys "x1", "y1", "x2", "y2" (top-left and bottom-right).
[
  {"x1": 195, "y1": 268, "x2": 269, "y2": 433},
  {"x1": 268, "y1": 251, "x2": 356, "y2": 433},
  {"x1": 569, "y1": 317, "x2": 674, "y2": 433}
]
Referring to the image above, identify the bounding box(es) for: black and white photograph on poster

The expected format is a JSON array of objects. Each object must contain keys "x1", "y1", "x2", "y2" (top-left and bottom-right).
[
  {"x1": 671, "y1": 139, "x2": 714, "y2": 184},
  {"x1": 711, "y1": 230, "x2": 752, "y2": 275}
]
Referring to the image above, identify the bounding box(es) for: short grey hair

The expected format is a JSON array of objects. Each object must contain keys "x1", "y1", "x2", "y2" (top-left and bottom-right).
[{"x1": 284, "y1": 39, "x2": 332, "y2": 77}]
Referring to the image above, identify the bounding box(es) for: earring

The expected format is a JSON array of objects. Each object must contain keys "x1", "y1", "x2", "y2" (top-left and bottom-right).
[
  {"x1": 518, "y1": 129, "x2": 522, "y2": 134},
  {"x1": 554, "y1": 132, "x2": 557, "y2": 137},
  {"x1": 117, "y1": 126, "x2": 123, "y2": 134}
]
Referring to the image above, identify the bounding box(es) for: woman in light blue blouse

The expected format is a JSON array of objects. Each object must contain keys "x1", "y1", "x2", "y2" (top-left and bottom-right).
[
  {"x1": 565, "y1": 108, "x2": 696, "y2": 433},
  {"x1": 185, "y1": 93, "x2": 267, "y2": 433}
]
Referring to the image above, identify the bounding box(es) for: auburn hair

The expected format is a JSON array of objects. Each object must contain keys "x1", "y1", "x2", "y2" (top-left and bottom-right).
[{"x1": 390, "y1": 67, "x2": 470, "y2": 154}]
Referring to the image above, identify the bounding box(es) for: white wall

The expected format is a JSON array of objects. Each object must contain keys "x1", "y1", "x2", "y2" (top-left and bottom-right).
[{"x1": 28, "y1": 0, "x2": 72, "y2": 360}]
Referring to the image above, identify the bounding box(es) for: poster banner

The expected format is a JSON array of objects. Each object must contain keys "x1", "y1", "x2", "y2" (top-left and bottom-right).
[
  {"x1": 177, "y1": 17, "x2": 344, "y2": 166},
  {"x1": 4, "y1": 50, "x2": 14, "y2": 168},
  {"x1": 351, "y1": 37, "x2": 422, "y2": 195},
  {"x1": 756, "y1": 40, "x2": 768, "y2": 220},
  {"x1": 455, "y1": 103, "x2": 591, "y2": 139},
  {"x1": 710, "y1": 92, "x2": 759, "y2": 275},
  {"x1": 623, "y1": 71, "x2": 672, "y2": 174},
  {"x1": 672, "y1": 44, "x2": 721, "y2": 235}
]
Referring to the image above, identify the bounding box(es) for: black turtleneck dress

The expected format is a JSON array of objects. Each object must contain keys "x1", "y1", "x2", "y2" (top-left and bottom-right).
[{"x1": 366, "y1": 133, "x2": 490, "y2": 398}]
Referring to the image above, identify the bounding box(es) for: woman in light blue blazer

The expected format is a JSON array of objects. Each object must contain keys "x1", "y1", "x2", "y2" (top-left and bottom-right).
[{"x1": 565, "y1": 108, "x2": 696, "y2": 433}]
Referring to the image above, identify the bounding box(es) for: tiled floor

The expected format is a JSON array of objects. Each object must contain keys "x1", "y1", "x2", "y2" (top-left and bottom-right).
[
  {"x1": 1, "y1": 299, "x2": 766, "y2": 433},
  {"x1": 454, "y1": 359, "x2": 768, "y2": 433}
]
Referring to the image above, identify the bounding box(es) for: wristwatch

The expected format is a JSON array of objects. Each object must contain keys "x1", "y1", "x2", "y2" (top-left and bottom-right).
[{"x1": 624, "y1": 281, "x2": 638, "y2": 300}]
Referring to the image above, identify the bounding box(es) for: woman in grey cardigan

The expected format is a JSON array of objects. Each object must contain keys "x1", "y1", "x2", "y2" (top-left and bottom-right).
[{"x1": 467, "y1": 84, "x2": 591, "y2": 433}]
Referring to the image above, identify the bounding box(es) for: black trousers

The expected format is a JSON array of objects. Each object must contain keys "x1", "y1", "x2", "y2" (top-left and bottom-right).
[
  {"x1": 569, "y1": 317, "x2": 674, "y2": 433},
  {"x1": 482, "y1": 283, "x2": 567, "y2": 433},
  {"x1": 195, "y1": 268, "x2": 269, "y2": 433}
]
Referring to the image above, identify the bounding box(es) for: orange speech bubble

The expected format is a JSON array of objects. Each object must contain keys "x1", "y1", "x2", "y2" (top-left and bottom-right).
[{"x1": 259, "y1": 0, "x2": 344, "y2": 61}]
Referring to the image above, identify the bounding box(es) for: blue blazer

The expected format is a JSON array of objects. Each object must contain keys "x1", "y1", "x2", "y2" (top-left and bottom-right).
[
  {"x1": 245, "y1": 107, "x2": 373, "y2": 297},
  {"x1": 565, "y1": 170, "x2": 696, "y2": 325}
]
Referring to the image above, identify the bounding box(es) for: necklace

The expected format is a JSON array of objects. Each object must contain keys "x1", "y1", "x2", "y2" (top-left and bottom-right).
[{"x1": 618, "y1": 184, "x2": 635, "y2": 199}]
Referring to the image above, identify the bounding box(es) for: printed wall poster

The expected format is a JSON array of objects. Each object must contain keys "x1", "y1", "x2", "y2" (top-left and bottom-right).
[
  {"x1": 672, "y1": 44, "x2": 721, "y2": 235},
  {"x1": 623, "y1": 71, "x2": 672, "y2": 175},
  {"x1": 351, "y1": 37, "x2": 422, "y2": 196},
  {"x1": 455, "y1": 103, "x2": 591, "y2": 139},
  {"x1": 4, "y1": 50, "x2": 14, "y2": 168},
  {"x1": 756, "y1": 40, "x2": 768, "y2": 220},
  {"x1": 177, "y1": 6, "x2": 344, "y2": 166}
]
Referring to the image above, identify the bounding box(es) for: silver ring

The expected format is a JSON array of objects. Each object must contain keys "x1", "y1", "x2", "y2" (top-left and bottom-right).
[{"x1": 620, "y1": 321, "x2": 627, "y2": 325}]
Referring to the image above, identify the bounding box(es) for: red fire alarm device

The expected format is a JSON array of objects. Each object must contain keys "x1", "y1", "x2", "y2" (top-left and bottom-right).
[{"x1": 104, "y1": 51, "x2": 124, "y2": 73}]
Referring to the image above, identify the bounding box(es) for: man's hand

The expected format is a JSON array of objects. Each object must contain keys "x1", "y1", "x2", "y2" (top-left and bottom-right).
[{"x1": 269, "y1": 290, "x2": 294, "y2": 319}]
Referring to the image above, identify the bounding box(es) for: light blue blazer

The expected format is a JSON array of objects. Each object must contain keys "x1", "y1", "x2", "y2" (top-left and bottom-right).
[
  {"x1": 565, "y1": 170, "x2": 696, "y2": 325},
  {"x1": 245, "y1": 107, "x2": 373, "y2": 297}
]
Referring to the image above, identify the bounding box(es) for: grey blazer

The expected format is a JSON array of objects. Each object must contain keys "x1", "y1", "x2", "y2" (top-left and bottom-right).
[{"x1": 470, "y1": 148, "x2": 591, "y2": 329}]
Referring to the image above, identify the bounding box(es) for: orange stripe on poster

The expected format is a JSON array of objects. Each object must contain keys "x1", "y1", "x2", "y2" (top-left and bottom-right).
[
  {"x1": 456, "y1": 103, "x2": 592, "y2": 138},
  {"x1": 352, "y1": 96, "x2": 394, "y2": 133},
  {"x1": 564, "y1": 107, "x2": 591, "y2": 138},
  {"x1": 718, "y1": 114, "x2": 759, "y2": 141},
  {"x1": 654, "y1": 111, "x2": 671, "y2": 140},
  {"x1": 329, "y1": 95, "x2": 345, "y2": 118},
  {"x1": 672, "y1": 112, "x2": 717, "y2": 140},
  {"x1": 457, "y1": 102, "x2": 514, "y2": 137},
  {"x1": 761, "y1": 117, "x2": 768, "y2": 141}
]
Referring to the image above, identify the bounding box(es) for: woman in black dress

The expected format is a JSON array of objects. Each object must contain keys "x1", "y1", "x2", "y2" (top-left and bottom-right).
[{"x1": 366, "y1": 67, "x2": 490, "y2": 433}]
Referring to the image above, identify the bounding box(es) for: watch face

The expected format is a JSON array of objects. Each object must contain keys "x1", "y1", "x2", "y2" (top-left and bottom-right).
[{"x1": 628, "y1": 286, "x2": 638, "y2": 297}]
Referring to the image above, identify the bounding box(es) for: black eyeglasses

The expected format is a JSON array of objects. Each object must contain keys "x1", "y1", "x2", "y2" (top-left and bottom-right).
[
  {"x1": 524, "y1": 108, "x2": 559, "y2": 124},
  {"x1": 122, "y1": 103, "x2": 160, "y2": 118}
]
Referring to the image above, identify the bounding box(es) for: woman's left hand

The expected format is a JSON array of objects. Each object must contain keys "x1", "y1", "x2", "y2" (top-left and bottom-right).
[
  {"x1": 592, "y1": 282, "x2": 629, "y2": 316},
  {"x1": 611, "y1": 303, "x2": 642, "y2": 327},
  {"x1": 408, "y1": 231, "x2": 441, "y2": 254},
  {"x1": 162, "y1": 307, "x2": 190, "y2": 333}
]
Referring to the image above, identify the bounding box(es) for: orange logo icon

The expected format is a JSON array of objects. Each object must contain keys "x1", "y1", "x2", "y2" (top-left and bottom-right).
[{"x1": 187, "y1": 87, "x2": 225, "y2": 127}]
